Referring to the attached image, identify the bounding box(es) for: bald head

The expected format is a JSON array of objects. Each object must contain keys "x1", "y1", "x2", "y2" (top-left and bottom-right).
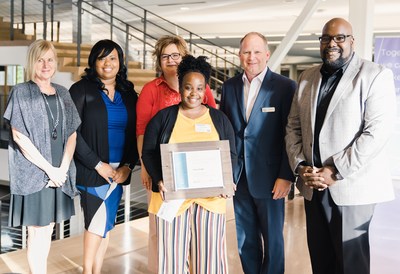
[
  {"x1": 320, "y1": 17, "x2": 355, "y2": 70},
  {"x1": 322, "y1": 18, "x2": 353, "y2": 36}
]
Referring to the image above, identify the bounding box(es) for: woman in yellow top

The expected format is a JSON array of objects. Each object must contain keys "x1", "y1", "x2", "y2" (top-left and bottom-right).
[{"x1": 142, "y1": 55, "x2": 237, "y2": 274}]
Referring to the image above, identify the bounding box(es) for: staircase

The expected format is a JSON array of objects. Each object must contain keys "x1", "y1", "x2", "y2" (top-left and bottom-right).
[
  {"x1": 0, "y1": 16, "x2": 156, "y2": 93},
  {"x1": 54, "y1": 42, "x2": 156, "y2": 93},
  {"x1": 0, "y1": 17, "x2": 35, "y2": 41}
]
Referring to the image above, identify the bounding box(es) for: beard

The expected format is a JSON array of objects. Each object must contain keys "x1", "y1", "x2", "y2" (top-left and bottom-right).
[{"x1": 321, "y1": 47, "x2": 352, "y2": 70}]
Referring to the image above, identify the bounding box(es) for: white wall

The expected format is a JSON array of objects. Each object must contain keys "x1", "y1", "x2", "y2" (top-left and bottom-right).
[
  {"x1": 0, "y1": 45, "x2": 75, "y2": 89},
  {"x1": 0, "y1": 149, "x2": 9, "y2": 182},
  {"x1": 0, "y1": 46, "x2": 28, "y2": 66}
]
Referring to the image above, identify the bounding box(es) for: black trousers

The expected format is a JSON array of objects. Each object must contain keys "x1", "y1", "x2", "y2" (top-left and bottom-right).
[{"x1": 304, "y1": 189, "x2": 375, "y2": 274}]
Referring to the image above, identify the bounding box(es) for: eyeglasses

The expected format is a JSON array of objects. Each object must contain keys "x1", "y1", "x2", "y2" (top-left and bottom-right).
[
  {"x1": 160, "y1": 52, "x2": 181, "y2": 61},
  {"x1": 319, "y1": 35, "x2": 353, "y2": 44}
]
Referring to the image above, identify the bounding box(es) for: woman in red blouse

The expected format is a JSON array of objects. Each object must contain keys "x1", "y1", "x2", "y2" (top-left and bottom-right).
[{"x1": 136, "y1": 35, "x2": 216, "y2": 273}]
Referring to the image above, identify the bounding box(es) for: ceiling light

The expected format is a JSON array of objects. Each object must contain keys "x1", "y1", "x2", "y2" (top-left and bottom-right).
[
  {"x1": 295, "y1": 40, "x2": 319, "y2": 44},
  {"x1": 180, "y1": 7, "x2": 190, "y2": 10},
  {"x1": 374, "y1": 30, "x2": 400, "y2": 34},
  {"x1": 158, "y1": 1, "x2": 206, "y2": 7}
]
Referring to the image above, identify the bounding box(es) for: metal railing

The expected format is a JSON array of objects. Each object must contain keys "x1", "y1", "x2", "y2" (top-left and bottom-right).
[
  {"x1": 0, "y1": 185, "x2": 72, "y2": 253},
  {"x1": 0, "y1": 192, "x2": 23, "y2": 254},
  {"x1": 1, "y1": 0, "x2": 67, "y2": 42},
  {"x1": 73, "y1": 0, "x2": 241, "y2": 90},
  {"x1": 116, "y1": 166, "x2": 148, "y2": 225},
  {"x1": 15, "y1": 20, "x2": 61, "y2": 42},
  {"x1": 0, "y1": 0, "x2": 239, "y2": 253},
  {"x1": 1, "y1": 0, "x2": 242, "y2": 91},
  {"x1": 0, "y1": 166, "x2": 147, "y2": 254}
]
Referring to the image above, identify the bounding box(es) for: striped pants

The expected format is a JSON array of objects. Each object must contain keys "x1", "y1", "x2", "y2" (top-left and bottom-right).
[{"x1": 156, "y1": 203, "x2": 228, "y2": 274}]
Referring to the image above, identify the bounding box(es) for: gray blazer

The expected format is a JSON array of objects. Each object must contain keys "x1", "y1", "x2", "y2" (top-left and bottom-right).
[
  {"x1": 4, "y1": 81, "x2": 81, "y2": 197},
  {"x1": 285, "y1": 54, "x2": 396, "y2": 206}
]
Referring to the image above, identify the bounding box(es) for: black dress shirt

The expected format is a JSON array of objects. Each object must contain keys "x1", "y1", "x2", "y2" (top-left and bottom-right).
[{"x1": 313, "y1": 58, "x2": 352, "y2": 167}]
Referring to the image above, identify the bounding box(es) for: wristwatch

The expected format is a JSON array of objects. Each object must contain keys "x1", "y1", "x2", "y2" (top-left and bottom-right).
[
  {"x1": 295, "y1": 161, "x2": 308, "y2": 176},
  {"x1": 333, "y1": 166, "x2": 343, "y2": 180},
  {"x1": 335, "y1": 171, "x2": 344, "y2": 180}
]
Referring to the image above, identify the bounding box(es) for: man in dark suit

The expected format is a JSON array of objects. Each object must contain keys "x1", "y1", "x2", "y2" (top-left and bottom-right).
[
  {"x1": 285, "y1": 18, "x2": 396, "y2": 274},
  {"x1": 220, "y1": 32, "x2": 296, "y2": 274}
]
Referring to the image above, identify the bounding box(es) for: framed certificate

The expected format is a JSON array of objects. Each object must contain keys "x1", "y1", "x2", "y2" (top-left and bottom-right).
[{"x1": 160, "y1": 140, "x2": 235, "y2": 201}]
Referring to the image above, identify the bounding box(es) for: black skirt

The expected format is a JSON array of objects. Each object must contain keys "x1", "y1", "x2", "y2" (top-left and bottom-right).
[{"x1": 8, "y1": 186, "x2": 75, "y2": 227}]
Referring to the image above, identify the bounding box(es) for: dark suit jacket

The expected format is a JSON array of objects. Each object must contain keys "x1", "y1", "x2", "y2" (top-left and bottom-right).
[
  {"x1": 220, "y1": 68, "x2": 296, "y2": 199},
  {"x1": 69, "y1": 78, "x2": 139, "y2": 187}
]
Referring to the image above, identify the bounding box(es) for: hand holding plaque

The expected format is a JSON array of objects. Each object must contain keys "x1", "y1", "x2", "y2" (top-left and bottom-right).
[{"x1": 160, "y1": 140, "x2": 235, "y2": 201}]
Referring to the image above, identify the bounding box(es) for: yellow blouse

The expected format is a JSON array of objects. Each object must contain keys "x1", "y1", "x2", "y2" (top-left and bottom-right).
[{"x1": 148, "y1": 108, "x2": 227, "y2": 216}]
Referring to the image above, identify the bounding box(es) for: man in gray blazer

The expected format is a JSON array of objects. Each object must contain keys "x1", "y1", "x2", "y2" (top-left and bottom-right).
[{"x1": 285, "y1": 18, "x2": 396, "y2": 274}]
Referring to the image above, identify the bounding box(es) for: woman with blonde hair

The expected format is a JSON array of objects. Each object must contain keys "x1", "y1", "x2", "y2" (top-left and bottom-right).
[{"x1": 4, "y1": 39, "x2": 80, "y2": 274}]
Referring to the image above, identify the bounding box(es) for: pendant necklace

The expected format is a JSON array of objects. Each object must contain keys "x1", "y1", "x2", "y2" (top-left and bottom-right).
[{"x1": 41, "y1": 90, "x2": 60, "y2": 140}]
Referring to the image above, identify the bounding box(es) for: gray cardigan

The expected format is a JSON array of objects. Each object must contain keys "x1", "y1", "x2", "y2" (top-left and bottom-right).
[{"x1": 3, "y1": 81, "x2": 81, "y2": 197}]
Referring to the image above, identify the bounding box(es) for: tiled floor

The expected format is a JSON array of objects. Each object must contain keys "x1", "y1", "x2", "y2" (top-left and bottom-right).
[{"x1": 370, "y1": 180, "x2": 400, "y2": 274}]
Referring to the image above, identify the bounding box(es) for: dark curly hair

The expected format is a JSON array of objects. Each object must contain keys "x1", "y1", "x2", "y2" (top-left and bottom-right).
[
  {"x1": 177, "y1": 55, "x2": 211, "y2": 89},
  {"x1": 82, "y1": 39, "x2": 134, "y2": 93}
]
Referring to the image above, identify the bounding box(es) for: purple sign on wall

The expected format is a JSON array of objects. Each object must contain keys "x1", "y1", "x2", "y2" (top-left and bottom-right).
[{"x1": 374, "y1": 37, "x2": 400, "y2": 96}]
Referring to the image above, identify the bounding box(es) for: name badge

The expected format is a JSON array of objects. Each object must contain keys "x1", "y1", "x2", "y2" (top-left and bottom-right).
[
  {"x1": 262, "y1": 107, "x2": 275, "y2": 113},
  {"x1": 195, "y1": 124, "x2": 211, "y2": 133}
]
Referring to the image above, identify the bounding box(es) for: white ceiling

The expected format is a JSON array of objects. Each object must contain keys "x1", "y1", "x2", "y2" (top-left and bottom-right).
[
  {"x1": 136, "y1": 0, "x2": 399, "y2": 35},
  {"x1": 131, "y1": 0, "x2": 400, "y2": 60},
  {"x1": 1, "y1": 0, "x2": 398, "y2": 65}
]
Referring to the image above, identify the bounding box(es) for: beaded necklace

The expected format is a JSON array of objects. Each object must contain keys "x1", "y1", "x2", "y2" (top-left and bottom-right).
[{"x1": 41, "y1": 91, "x2": 60, "y2": 140}]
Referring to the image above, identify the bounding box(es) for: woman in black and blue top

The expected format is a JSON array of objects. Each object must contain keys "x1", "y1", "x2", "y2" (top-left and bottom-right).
[{"x1": 69, "y1": 39, "x2": 138, "y2": 274}]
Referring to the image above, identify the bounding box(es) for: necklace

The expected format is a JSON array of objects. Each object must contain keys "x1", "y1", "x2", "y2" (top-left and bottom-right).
[{"x1": 41, "y1": 91, "x2": 60, "y2": 140}]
